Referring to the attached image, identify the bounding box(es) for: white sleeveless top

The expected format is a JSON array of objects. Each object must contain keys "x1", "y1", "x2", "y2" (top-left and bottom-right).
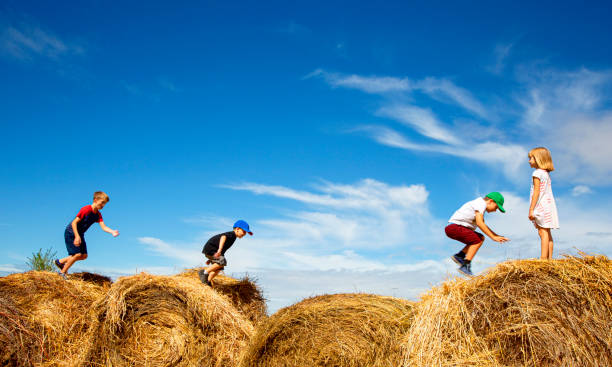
[{"x1": 530, "y1": 169, "x2": 559, "y2": 229}]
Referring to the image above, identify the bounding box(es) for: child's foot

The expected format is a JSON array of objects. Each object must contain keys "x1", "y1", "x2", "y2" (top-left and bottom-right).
[
  {"x1": 451, "y1": 254, "x2": 466, "y2": 266},
  {"x1": 198, "y1": 269, "x2": 211, "y2": 286},
  {"x1": 205, "y1": 260, "x2": 211, "y2": 265},
  {"x1": 54, "y1": 259, "x2": 64, "y2": 270},
  {"x1": 58, "y1": 271, "x2": 68, "y2": 280},
  {"x1": 458, "y1": 263, "x2": 473, "y2": 277}
]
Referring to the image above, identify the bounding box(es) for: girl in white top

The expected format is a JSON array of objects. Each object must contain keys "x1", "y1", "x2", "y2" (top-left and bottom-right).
[{"x1": 528, "y1": 147, "x2": 559, "y2": 259}]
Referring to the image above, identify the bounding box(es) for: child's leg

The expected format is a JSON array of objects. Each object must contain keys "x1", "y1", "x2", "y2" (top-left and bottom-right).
[
  {"x1": 464, "y1": 241, "x2": 484, "y2": 261},
  {"x1": 206, "y1": 263, "x2": 222, "y2": 282},
  {"x1": 61, "y1": 253, "x2": 87, "y2": 274},
  {"x1": 547, "y1": 230, "x2": 554, "y2": 259},
  {"x1": 537, "y1": 226, "x2": 551, "y2": 259}
]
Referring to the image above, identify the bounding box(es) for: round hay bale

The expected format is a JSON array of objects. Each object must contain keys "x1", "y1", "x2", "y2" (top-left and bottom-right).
[
  {"x1": 176, "y1": 268, "x2": 267, "y2": 324},
  {"x1": 402, "y1": 254, "x2": 612, "y2": 367},
  {"x1": 0, "y1": 295, "x2": 44, "y2": 366},
  {"x1": 0, "y1": 271, "x2": 107, "y2": 366},
  {"x1": 82, "y1": 272, "x2": 254, "y2": 367},
  {"x1": 239, "y1": 293, "x2": 414, "y2": 367}
]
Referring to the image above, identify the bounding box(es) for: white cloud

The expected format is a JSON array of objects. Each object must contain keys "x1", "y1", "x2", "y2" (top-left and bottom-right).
[
  {"x1": 377, "y1": 105, "x2": 460, "y2": 144},
  {"x1": 1, "y1": 24, "x2": 83, "y2": 61},
  {"x1": 307, "y1": 69, "x2": 488, "y2": 118},
  {"x1": 358, "y1": 125, "x2": 527, "y2": 180},
  {"x1": 138, "y1": 237, "x2": 202, "y2": 265},
  {"x1": 518, "y1": 68, "x2": 612, "y2": 185},
  {"x1": 488, "y1": 42, "x2": 514, "y2": 75},
  {"x1": 572, "y1": 185, "x2": 593, "y2": 196}
]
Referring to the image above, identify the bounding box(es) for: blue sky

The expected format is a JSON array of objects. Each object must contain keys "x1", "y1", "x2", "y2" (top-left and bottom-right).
[{"x1": 2, "y1": 1, "x2": 612, "y2": 312}]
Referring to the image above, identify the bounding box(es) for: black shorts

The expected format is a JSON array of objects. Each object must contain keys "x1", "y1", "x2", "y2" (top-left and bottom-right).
[{"x1": 65, "y1": 230, "x2": 87, "y2": 255}]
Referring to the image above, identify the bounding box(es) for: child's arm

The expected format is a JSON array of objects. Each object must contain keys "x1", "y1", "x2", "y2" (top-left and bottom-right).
[
  {"x1": 99, "y1": 221, "x2": 119, "y2": 237},
  {"x1": 214, "y1": 235, "x2": 227, "y2": 258},
  {"x1": 71, "y1": 217, "x2": 82, "y2": 245},
  {"x1": 475, "y1": 212, "x2": 509, "y2": 243},
  {"x1": 528, "y1": 176, "x2": 541, "y2": 221}
]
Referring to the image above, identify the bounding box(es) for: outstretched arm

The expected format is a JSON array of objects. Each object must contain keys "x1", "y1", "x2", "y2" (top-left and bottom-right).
[
  {"x1": 529, "y1": 176, "x2": 541, "y2": 221},
  {"x1": 475, "y1": 212, "x2": 508, "y2": 243},
  {"x1": 99, "y1": 221, "x2": 119, "y2": 237}
]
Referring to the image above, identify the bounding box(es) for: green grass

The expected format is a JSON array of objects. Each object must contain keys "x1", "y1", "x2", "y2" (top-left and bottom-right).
[{"x1": 26, "y1": 247, "x2": 57, "y2": 271}]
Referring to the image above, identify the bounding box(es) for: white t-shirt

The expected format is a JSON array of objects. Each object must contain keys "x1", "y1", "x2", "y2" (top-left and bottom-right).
[
  {"x1": 530, "y1": 169, "x2": 560, "y2": 229},
  {"x1": 448, "y1": 197, "x2": 487, "y2": 230}
]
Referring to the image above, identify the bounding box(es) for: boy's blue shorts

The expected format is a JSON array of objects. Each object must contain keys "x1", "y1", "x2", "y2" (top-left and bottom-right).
[{"x1": 65, "y1": 230, "x2": 87, "y2": 255}]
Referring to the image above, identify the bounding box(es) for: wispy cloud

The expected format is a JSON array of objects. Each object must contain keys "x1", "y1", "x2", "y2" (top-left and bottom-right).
[
  {"x1": 1, "y1": 23, "x2": 83, "y2": 61},
  {"x1": 307, "y1": 69, "x2": 489, "y2": 118},
  {"x1": 357, "y1": 125, "x2": 527, "y2": 178},
  {"x1": 517, "y1": 67, "x2": 612, "y2": 185},
  {"x1": 571, "y1": 185, "x2": 593, "y2": 197},
  {"x1": 377, "y1": 105, "x2": 460, "y2": 144},
  {"x1": 487, "y1": 42, "x2": 514, "y2": 75}
]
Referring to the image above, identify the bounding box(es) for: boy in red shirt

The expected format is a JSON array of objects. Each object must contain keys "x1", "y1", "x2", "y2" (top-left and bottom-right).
[{"x1": 55, "y1": 191, "x2": 119, "y2": 279}]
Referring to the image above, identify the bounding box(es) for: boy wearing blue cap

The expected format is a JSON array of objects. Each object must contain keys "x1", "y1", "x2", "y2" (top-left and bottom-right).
[{"x1": 198, "y1": 220, "x2": 253, "y2": 286}]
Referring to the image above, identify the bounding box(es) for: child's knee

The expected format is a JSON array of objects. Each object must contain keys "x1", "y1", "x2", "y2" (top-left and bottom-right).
[{"x1": 80, "y1": 253, "x2": 88, "y2": 260}]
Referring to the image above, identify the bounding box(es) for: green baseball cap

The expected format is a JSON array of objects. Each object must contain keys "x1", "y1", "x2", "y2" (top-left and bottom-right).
[{"x1": 486, "y1": 192, "x2": 506, "y2": 213}]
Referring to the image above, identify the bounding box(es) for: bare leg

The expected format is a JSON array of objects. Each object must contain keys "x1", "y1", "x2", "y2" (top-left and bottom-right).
[
  {"x1": 548, "y1": 231, "x2": 554, "y2": 260},
  {"x1": 537, "y1": 226, "x2": 551, "y2": 259},
  {"x1": 206, "y1": 263, "x2": 223, "y2": 283},
  {"x1": 61, "y1": 253, "x2": 87, "y2": 274},
  {"x1": 464, "y1": 241, "x2": 484, "y2": 261}
]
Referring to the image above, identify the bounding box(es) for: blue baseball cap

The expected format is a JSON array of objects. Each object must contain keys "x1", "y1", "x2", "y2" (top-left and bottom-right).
[{"x1": 233, "y1": 220, "x2": 253, "y2": 235}]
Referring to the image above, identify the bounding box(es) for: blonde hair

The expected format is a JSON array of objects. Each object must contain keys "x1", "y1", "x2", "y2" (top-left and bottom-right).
[
  {"x1": 529, "y1": 147, "x2": 555, "y2": 172},
  {"x1": 93, "y1": 191, "x2": 110, "y2": 203}
]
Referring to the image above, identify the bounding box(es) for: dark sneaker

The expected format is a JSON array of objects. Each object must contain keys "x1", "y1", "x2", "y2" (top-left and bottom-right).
[
  {"x1": 54, "y1": 259, "x2": 64, "y2": 270},
  {"x1": 451, "y1": 254, "x2": 466, "y2": 266},
  {"x1": 458, "y1": 263, "x2": 473, "y2": 277},
  {"x1": 198, "y1": 269, "x2": 211, "y2": 286},
  {"x1": 58, "y1": 272, "x2": 68, "y2": 280}
]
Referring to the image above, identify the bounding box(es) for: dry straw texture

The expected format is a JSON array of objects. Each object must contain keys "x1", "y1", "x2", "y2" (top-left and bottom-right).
[
  {"x1": 81, "y1": 273, "x2": 254, "y2": 367},
  {"x1": 175, "y1": 269, "x2": 267, "y2": 324},
  {"x1": 239, "y1": 293, "x2": 414, "y2": 367},
  {"x1": 0, "y1": 271, "x2": 107, "y2": 366},
  {"x1": 402, "y1": 255, "x2": 612, "y2": 367}
]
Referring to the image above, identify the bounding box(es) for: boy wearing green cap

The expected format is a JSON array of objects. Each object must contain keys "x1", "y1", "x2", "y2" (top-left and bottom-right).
[{"x1": 445, "y1": 192, "x2": 509, "y2": 276}]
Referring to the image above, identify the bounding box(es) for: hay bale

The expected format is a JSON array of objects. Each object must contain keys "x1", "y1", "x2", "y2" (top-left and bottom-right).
[
  {"x1": 82, "y1": 272, "x2": 254, "y2": 367},
  {"x1": 176, "y1": 269, "x2": 267, "y2": 324},
  {"x1": 239, "y1": 293, "x2": 414, "y2": 367},
  {"x1": 0, "y1": 295, "x2": 44, "y2": 366},
  {"x1": 402, "y1": 255, "x2": 612, "y2": 367},
  {"x1": 0, "y1": 271, "x2": 107, "y2": 366}
]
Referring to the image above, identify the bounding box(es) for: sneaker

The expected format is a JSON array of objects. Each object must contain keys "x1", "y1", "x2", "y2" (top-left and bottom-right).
[
  {"x1": 458, "y1": 263, "x2": 473, "y2": 277},
  {"x1": 58, "y1": 272, "x2": 68, "y2": 280},
  {"x1": 198, "y1": 269, "x2": 211, "y2": 286},
  {"x1": 451, "y1": 254, "x2": 466, "y2": 266},
  {"x1": 54, "y1": 259, "x2": 64, "y2": 270}
]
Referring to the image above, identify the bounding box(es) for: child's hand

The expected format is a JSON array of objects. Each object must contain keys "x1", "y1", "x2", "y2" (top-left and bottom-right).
[
  {"x1": 494, "y1": 235, "x2": 509, "y2": 243},
  {"x1": 112, "y1": 230, "x2": 119, "y2": 237},
  {"x1": 74, "y1": 237, "x2": 82, "y2": 246},
  {"x1": 528, "y1": 210, "x2": 535, "y2": 221}
]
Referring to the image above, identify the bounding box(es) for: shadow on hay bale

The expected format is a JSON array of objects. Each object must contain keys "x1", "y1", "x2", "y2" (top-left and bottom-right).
[
  {"x1": 239, "y1": 293, "x2": 414, "y2": 367},
  {"x1": 81, "y1": 273, "x2": 254, "y2": 367},
  {"x1": 402, "y1": 254, "x2": 612, "y2": 367},
  {"x1": 0, "y1": 271, "x2": 107, "y2": 366},
  {"x1": 176, "y1": 268, "x2": 267, "y2": 324},
  {"x1": 70, "y1": 272, "x2": 112, "y2": 287}
]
